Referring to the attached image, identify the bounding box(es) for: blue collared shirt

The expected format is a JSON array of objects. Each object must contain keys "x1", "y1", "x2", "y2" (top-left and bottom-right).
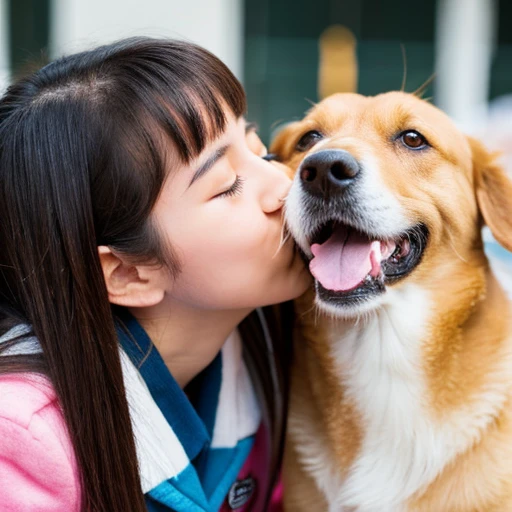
[{"x1": 115, "y1": 308, "x2": 259, "y2": 511}]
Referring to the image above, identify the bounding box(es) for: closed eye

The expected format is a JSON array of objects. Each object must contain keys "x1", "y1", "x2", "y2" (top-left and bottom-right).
[{"x1": 213, "y1": 176, "x2": 245, "y2": 199}]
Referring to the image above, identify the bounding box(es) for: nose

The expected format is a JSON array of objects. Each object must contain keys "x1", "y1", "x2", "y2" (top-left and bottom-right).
[
  {"x1": 259, "y1": 160, "x2": 292, "y2": 214},
  {"x1": 299, "y1": 149, "x2": 360, "y2": 198}
]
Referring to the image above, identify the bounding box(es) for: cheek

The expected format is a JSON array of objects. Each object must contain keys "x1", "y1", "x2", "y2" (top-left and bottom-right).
[
  {"x1": 176, "y1": 209, "x2": 269, "y2": 268},
  {"x1": 434, "y1": 173, "x2": 478, "y2": 242},
  {"x1": 385, "y1": 159, "x2": 478, "y2": 246},
  {"x1": 172, "y1": 227, "x2": 279, "y2": 307}
]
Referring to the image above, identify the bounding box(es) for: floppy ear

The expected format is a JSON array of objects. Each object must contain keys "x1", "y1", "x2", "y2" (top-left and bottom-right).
[{"x1": 470, "y1": 136, "x2": 512, "y2": 252}]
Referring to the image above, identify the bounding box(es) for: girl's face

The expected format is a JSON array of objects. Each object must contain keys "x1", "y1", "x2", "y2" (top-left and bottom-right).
[{"x1": 152, "y1": 115, "x2": 310, "y2": 311}]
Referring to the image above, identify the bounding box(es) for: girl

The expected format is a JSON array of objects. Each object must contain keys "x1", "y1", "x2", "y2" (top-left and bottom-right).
[{"x1": 0, "y1": 38, "x2": 310, "y2": 511}]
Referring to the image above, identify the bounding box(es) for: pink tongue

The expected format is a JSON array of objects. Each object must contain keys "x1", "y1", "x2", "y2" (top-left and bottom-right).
[{"x1": 310, "y1": 226, "x2": 381, "y2": 291}]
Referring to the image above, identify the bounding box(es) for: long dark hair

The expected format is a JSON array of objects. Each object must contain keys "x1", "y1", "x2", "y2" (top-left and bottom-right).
[{"x1": 0, "y1": 37, "x2": 245, "y2": 512}]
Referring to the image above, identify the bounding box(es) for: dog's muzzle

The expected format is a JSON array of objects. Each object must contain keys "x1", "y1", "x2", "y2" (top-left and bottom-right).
[{"x1": 289, "y1": 148, "x2": 429, "y2": 311}]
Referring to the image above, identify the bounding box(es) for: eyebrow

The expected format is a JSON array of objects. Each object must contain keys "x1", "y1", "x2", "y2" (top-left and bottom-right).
[
  {"x1": 189, "y1": 145, "x2": 229, "y2": 187},
  {"x1": 245, "y1": 121, "x2": 258, "y2": 133}
]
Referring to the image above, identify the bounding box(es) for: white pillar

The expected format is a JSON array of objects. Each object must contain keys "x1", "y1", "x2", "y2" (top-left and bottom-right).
[
  {"x1": 0, "y1": 0, "x2": 9, "y2": 93},
  {"x1": 435, "y1": 0, "x2": 496, "y2": 126},
  {"x1": 50, "y1": 0, "x2": 243, "y2": 79}
]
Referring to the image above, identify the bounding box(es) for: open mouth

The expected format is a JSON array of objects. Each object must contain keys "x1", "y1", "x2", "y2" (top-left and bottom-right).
[{"x1": 307, "y1": 222, "x2": 429, "y2": 306}]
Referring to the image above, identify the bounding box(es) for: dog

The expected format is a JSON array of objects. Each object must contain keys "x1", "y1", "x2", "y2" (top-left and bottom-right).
[{"x1": 270, "y1": 91, "x2": 512, "y2": 511}]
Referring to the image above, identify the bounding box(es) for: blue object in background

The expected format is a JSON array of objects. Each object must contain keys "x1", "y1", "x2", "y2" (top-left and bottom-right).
[{"x1": 483, "y1": 227, "x2": 512, "y2": 299}]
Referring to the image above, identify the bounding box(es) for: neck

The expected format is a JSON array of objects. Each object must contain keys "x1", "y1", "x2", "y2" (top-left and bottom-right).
[
  {"x1": 130, "y1": 299, "x2": 252, "y2": 388},
  {"x1": 319, "y1": 274, "x2": 512, "y2": 509}
]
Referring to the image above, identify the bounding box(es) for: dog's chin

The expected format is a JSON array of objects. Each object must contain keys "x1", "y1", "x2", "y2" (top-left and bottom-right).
[
  {"x1": 313, "y1": 278, "x2": 386, "y2": 318},
  {"x1": 299, "y1": 222, "x2": 429, "y2": 318}
]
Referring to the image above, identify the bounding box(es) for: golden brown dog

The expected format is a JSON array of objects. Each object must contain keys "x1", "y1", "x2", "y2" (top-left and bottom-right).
[{"x1": 271, "y1": 92, "x2": 512, "y2": 512}]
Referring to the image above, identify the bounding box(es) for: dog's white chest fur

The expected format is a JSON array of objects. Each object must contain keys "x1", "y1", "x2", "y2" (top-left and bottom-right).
[
  {"x1": 293, "y1": 284, "x2": 507, "y2": 512},
  {"x1": 331, "y1": 285, "x2": 438, "y2": 511}
]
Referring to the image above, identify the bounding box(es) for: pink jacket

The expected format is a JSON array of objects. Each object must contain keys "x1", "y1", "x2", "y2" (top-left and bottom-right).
[
  {"x1": 0, "y1": 374, "x2": 284, "y2": 512},
  {"x1": 0, "y1": 374, "x2": 80, "y2": 511}
]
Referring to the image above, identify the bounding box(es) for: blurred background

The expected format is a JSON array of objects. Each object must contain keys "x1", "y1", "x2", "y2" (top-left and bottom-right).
[
  {"x1": 0, "y1": 0, "x2": 511, "y2": 286},
  {"x1": 1, "y1": 0, "x2": 511, "y2": 142}
]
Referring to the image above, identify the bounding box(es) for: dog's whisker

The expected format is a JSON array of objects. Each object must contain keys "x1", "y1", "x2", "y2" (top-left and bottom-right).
[
  {"x1": 272, "y1": 210, "x2": 292, "y2": 259},
  {"x1": 400, "y1": 44, "x2": 407, "y2": 93},
  {"x1": 304, "y1": 97, "x2": 317, "y2": 108},
  {"x1": 305, "y1": 301, "x2": 322, "y2": 327},
  {"x1": 270, "y1": 118, "x2": 287, "y2": 131},
  {"x1": 314, "y1": 305, "x2": 322, "y2": 328},
  {"x1": 273, "y1": 229, "x2": 291, "y2": 259},
  {"x1": 446, "y1": 229, "x2": 468, "y2": 263},
  {"x1": 413, "y1": 73, "x2": 436, "y2": 98},
  {"x1": 299, "y1": 301, "x2": 317, "y2": 321}
]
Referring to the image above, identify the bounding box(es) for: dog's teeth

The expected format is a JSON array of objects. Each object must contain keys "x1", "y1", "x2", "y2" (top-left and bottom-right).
[{"x1": 401, "y1": 238, "x2": 411, "y2": 257}]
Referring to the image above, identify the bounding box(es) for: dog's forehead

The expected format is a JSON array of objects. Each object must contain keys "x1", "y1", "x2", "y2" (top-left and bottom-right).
[{"x1": 305, "y1": 92, "x2": 460, "y2": 137}]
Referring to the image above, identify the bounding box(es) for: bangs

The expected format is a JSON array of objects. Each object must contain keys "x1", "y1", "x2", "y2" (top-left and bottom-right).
[
  {"x1": 109, "y1": 38, "x2": 247, "y2": 163},
  {"x1": 159, "y1": 84, "x2": 245, "y2": 163}
]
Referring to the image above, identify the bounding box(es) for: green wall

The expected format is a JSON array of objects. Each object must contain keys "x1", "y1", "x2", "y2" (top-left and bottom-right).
[
  {"x1": 243, "y1": 0, "x2": 443, "y2": 143},
  {"x1": 8, "y1": 0, "x2": 50, "y2": 78}
]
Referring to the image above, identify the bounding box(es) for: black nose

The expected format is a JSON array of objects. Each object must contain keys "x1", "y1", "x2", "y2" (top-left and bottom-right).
[{"x1": 299, "y1": 149, "x2": 360, "y2": 197}]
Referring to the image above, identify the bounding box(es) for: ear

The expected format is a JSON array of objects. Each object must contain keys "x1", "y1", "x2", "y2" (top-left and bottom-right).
[
  {"x1": 98, "y1": 246, "x2": 166, "y2": 308},
  {"x1": 469, "y1": 136, "x2": 512, "y2": 252}
]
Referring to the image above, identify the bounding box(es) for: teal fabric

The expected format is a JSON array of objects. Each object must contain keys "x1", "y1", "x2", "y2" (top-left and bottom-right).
[{"x1": 115, "y1": 308, "x2": 259, "y2": 512}]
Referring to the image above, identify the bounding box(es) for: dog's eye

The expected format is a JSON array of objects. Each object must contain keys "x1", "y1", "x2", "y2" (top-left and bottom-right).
[
  {"x1": 400, "y1": 130, "x2": 428, "y2": 150},
  {"x1": 296, "y1": 130, "x2": 324, "y2": 152}
]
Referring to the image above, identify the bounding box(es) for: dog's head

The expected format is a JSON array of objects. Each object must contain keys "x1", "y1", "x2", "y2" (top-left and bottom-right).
[{"x1": 271, "y1": 92, "x2": 512, "y2": 317}]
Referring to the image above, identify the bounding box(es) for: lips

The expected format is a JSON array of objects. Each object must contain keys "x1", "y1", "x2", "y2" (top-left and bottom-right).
[{"x1": 307, "y1": 222, "x2": 428, "y2": 301}]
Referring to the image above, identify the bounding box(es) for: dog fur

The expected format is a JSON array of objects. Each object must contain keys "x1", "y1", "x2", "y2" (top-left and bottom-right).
[{"x1": 271, "y1": 92, "x2": 512, "y2": 512}]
